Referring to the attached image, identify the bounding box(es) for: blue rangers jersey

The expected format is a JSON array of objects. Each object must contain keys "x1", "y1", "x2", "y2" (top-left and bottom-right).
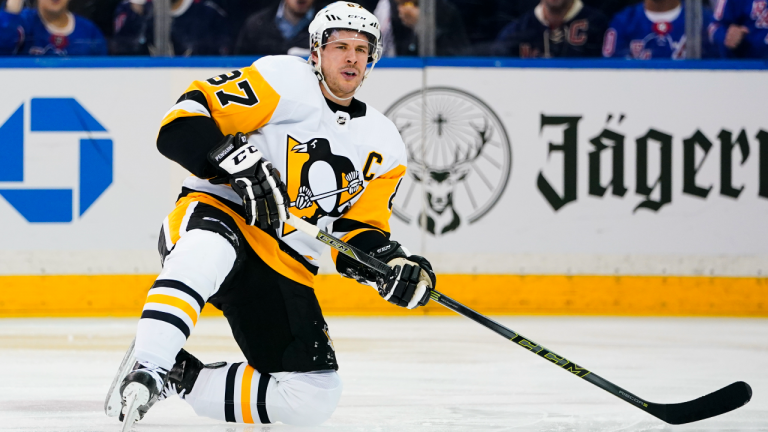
[
  {"x1": 16, "y1": 8, "x2": 106, "y2": 56},
  {"x1": 0, "y1": 11, "x2": 24, "y2": 55},
  {"x1": 709, "y1": 0, "x2": 768, "y2": 58},
  {"x1": 602, "y1": 3, "x2": 717, "y2": 59}
]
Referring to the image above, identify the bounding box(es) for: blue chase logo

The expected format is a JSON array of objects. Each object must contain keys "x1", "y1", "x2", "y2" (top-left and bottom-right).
[{"x1": 0, "y1": 98, "x2": 112, "y2": 223}]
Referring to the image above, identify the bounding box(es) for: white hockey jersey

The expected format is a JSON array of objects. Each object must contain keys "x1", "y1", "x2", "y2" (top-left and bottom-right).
[{"x1": 159, "y1": 55, "x2": 407, "y2": 287}]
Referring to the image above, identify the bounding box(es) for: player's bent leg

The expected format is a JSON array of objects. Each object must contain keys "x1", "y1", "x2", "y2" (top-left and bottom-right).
[
  {"x1": 182, "y1": 361, "x2": 342, "y2": 426},
  {"x1": 109, "y1": 207, "x2": 240, "y2": 425},
  {"x1": 267, "y1": 370, "x2": 343, "y2": 426},
  {"x1": 135, "y1": 229, "x2": 237, "y2": 370}
]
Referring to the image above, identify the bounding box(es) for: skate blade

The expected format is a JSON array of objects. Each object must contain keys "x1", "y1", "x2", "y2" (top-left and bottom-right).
[
  {"x1": 120, "y1": 382, "x2": 150, "y2": 432},
  {"x1": 120, "y1": 391, "x2": 140, "y2": 432},
  {"x1": 105, "y1": 338, "x2": 136, "y2": 417}
]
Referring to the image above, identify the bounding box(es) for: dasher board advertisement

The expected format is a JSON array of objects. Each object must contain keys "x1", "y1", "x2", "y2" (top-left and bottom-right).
[{"x1": 0, "y1": 64, "x2": 765, "y2": 276}]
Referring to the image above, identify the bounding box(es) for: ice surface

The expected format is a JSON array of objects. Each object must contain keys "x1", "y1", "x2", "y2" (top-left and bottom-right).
[{"x1": 0, "y1": 316, "x2": 765, "y2": 431}]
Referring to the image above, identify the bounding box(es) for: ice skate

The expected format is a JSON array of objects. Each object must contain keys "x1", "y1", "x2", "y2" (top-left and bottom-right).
[
  {"x1": 160, "y1": 348, "x2": 224, "y2": 400},
  {"x1": 118, "y1": 361, "x2": 167, "y2": 430}
]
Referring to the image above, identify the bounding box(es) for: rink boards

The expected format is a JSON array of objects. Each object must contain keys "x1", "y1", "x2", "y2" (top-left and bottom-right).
[{"x1": 0, "y1": 58, "x2": 765, "y2": 317}]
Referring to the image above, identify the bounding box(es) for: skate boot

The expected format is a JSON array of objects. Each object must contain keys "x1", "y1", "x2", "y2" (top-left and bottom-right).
[
  {"x1": 161, "y1": 349, "x2": 202, "y2": 399},
  {"x1": 161, "y1": 348, "x2": 227, "y2": 400},
  {"x1": 119, "y1": 361, "x2": 168, "y2": 430}
]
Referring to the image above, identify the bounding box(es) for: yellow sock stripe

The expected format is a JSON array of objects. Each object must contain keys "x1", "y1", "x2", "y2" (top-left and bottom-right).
[
  {"x1": 144, "y1": 294, "x2": 199, "y2": 326},
  {"x1": 241, "y1": 365, "x2": 256, "y2": 423}
]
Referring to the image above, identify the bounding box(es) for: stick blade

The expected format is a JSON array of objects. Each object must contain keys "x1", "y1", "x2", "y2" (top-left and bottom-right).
[{"x1": 659, "y1": 381, "x2": 752, "y2": 425}]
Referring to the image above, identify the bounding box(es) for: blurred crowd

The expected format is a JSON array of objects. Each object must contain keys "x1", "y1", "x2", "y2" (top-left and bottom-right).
[{"x1": 0, "y1": 0, "x2": 765, "y2": 59}]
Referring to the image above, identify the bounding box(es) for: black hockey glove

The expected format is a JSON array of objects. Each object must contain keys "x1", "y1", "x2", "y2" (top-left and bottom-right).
[
  {"x1": 380, "y1": 253, "x2": 436, "y2": 309},
  {"x1": 341, "y1": 241, "x2": 435, "y2": 309},
  {"x1": 207, "y1": 133, "x2": 289, "y2": 230}
]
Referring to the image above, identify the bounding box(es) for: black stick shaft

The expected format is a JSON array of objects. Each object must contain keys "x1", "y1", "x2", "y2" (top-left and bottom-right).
[
  {"x1": 429, "y1": 290, "x2": 656, "y2": 413},
  {"x1": 288, "y1": 221, "x2": 751, "y2": 425},
  {"x1": 307, "y1": 224, "x2": 652, "y2": 408}
]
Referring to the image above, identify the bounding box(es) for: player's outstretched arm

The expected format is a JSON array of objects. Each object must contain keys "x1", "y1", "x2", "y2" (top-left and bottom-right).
[{"x1": 338, "y1": 240, "x2": 436, "y2": 309}]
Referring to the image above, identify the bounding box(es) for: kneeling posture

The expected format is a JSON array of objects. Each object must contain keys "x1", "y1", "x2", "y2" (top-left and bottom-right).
[{"x1": 105, "y1": 1, "x2": 436, "y2": 428}]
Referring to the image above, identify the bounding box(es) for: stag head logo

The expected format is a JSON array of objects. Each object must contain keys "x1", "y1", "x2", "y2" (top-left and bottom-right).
[{"x1": 385, "y1": 88, "x2": 512, "y2": 236}]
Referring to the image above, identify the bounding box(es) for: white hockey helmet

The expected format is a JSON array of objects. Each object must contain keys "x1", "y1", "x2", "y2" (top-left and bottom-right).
[{"x1": 308, "y1": 2, "x2": 383, "y2": 99}]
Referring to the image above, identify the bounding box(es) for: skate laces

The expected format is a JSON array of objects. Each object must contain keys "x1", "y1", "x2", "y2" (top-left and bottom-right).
[
  {"x1": 159, "y1": 381, "x2": 187, "y2": 400},
  {"x1": 136, "y1": 361, "x2": 168, "y2": 394}
]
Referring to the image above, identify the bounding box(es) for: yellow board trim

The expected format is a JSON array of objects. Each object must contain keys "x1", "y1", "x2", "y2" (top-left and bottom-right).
[
  {"x1": 145, "y1": 294, "x2": 199, "y2": 326},
  {"x1": 241, "y1": 365, "x2": 255, "y2": 423},
  {"x1": 0, "y1": 274, "x2": 765, "y2": 317}
]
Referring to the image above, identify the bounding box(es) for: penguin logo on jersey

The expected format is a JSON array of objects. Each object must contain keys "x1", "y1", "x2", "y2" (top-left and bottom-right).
[{"x1": 283, "y1": 136, "x2": 364, "y2": 236}]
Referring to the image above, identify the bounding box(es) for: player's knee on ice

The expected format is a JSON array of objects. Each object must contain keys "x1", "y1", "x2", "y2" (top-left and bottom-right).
[
  {"x1": 268, "y1": 370, "x2": 343, "y2": 426},
  {"x1": 186, "y1": 365, "x2": 342, "y2": 426}
]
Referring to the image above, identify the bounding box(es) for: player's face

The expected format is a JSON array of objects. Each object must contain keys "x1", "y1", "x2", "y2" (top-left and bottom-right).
[
  {"x1": 38, "y1": 0, "x2": 70, "y2": 14},
  {"x1": 316, "y1": 30, "x2": 370, "y2": 99}
]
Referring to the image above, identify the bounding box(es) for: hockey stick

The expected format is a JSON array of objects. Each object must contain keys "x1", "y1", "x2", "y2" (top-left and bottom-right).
[
  {"x1": 289, "y1": 180, "x2": 362, "y2": 207},
  {"x1": 285, "y1": 214, "x2": 752, "y2": 425}
]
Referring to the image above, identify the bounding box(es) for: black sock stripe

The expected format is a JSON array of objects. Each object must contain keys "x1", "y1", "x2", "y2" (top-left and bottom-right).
[
  {"x1": 140, "y1": 310, "x2": 191, "y2": 339},
  {"x1": 224, "y1": 362, "x2": 242, "y2": 422},
  {"x1": 256, "y1": 372, "x2": 271, "y2": 424},
  {"x1": 151, "y1": 279, "x2": 205, "y2": 310}
]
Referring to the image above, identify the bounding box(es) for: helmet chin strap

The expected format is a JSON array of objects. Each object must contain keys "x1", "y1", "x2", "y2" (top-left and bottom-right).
[
  {"x1": 321, "y1": 79, "x2": 355, "y2": 102},
  {"x1": 313, "y1": 49, "x2": 375, "y2": 103}
]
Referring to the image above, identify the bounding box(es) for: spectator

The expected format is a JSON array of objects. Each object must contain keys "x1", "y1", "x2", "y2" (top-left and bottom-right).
[
  {"x1": 494, "y1": 0, "x2": 609, "y2": 58},
  {"x1": 602, "y1": 0, "x2": 717, "y2": 58},
  {"x1": 0, "y1": 7, "x2": 24, "y2": 54},
  {"x1": 449, "y1": 0, "x2": 525, "y2": 47},
  {"x1": 216, "y1": 0, "x2": 274, "y2": 42},
  {"x1": 69, "y1": 0, "x2": 123, "y2": 41},
  {"x1": 112, "y1": 0, "x2": 229, "y2": 56},
  {"x1": 3, "y1": 0, "x2": 107, "y2": 55},
  {"x1": 235, "y1": 0, "x2": 314, "y2": 56},
  {"x1": 375, "y1": 0, "x2": 470, "y2": 56},
  {"x1": 708, "y1": 0, "x2": 768, "y2": 58}
]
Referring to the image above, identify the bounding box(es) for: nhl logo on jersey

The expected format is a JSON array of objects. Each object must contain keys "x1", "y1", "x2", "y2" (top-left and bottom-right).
[{"x1": 385, "y1": 88, "x2": 512, "y2": 236}]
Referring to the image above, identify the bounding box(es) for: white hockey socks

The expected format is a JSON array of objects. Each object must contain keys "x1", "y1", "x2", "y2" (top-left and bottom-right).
[
  {"x1": 135, "y1": 229, "x2": 236, "y2": 369},
  {"x1": 183, "y1": 362, "x2": 342, "y2": 426}
]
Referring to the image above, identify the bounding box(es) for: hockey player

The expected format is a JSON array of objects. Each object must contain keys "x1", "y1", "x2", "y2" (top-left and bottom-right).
[
  {"x1": 105, "y1": 1, "x2": 436, "y2": 428},
  {"x1": 602, "y1": 0, "x2": 717, "y2": 59},
  {"x1": 708, "y1": 0, "x2": 768, "y2": 58},
  {"x1": 493, "y1": 0, "x2": 609, "y2": 58}
]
